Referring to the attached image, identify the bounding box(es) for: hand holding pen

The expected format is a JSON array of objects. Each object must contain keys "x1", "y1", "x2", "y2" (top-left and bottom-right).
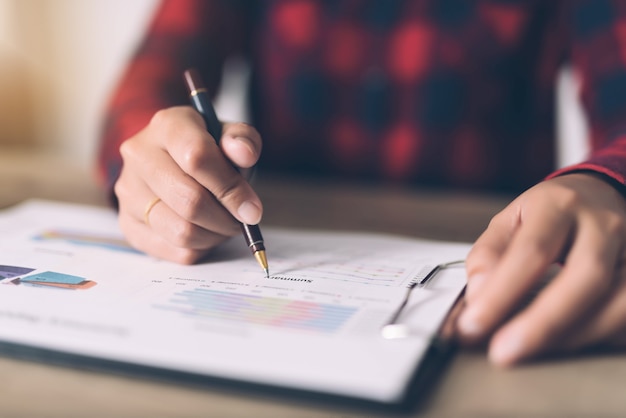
[
  {"x1": 114, "y1": 71, "x2": 267, "y2": 269},
  {"x1": 184, "y1": 68, "x2": 268, "y2": 276}
]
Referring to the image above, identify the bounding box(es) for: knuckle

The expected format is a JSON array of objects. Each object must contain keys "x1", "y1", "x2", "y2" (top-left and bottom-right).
[
  {"x1": 553, "y1": 186, "x2": 581, "y2": 212},
  {"x1": 213, "y1": 177, "x2": 243, "y2": 203},
  {"x1": 172, "y1": 185, "x2": 205, "y2": 222},
  {"x1": 169, "y1": 219, "x2": 197, "y2": 247},
  {"x1": 119, "y1": 138, "x2": 140, "y2": 162},
  {"x1": 229, "y1": 122, "x2": 262, "y2": 147},
  {"x1": 487, "y1": 209, "x2": 514, "y2": 232},
  {"x1": 112, "y1": 172, "x2": 135, "y2": 203},
  {"x1": 487, "y1": 212, "x2": 504, "y2": 230},
  {"x1": 112, "y1": 179, "x2": 126, "y2": 200},
  {"x1": 604, "y1": 213, "x2": 626, "y2": 236},
  {"x1": 179, "y1": 138, "x2": 211, "y2": 174},
  {"x1": 465, "y1": 246, "x2": 489, "y2": 271},
  {"x1": 149, "y1": 108, "x2": 174, "y2": 129},
  {"x1": 150, "y1": 107, "x2": 195, "y2": 135},
  {"x1": 237, "y1": 122, "x2": 260, "y2": 136}
]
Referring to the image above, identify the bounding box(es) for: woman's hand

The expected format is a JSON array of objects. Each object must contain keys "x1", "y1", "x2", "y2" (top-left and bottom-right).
[
  {"x1": 460, "y1": 173, "x2": 626, "y2": 366},
  {"x1": 114, "y1": 106, "x2": 263, "y2": 264}
]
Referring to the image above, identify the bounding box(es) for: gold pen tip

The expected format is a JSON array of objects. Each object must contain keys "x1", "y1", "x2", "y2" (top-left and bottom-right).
[{"x1": 254, "y1": 250, "x2": 269, "y2": 277}]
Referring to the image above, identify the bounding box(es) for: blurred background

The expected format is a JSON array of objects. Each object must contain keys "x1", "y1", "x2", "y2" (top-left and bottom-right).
[
  {"x1": 0, "y1": 0, "x2": 157, "y2": 169},
  {"x1": 0, "y1": 0, "x2": 588, "y2": 174}
]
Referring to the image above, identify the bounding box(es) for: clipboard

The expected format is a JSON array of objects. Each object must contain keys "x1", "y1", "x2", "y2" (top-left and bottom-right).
[
  {"x1": 0, "y1": 291, "x2": 465, "y2": 414},
  {"x1": 0, "y1": 200, "x2": 471, "y2": 408}
]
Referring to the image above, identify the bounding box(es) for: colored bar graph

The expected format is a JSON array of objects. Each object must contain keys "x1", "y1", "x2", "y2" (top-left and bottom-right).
[{"x1": 155, "y1": 288, "x2": 357, "y2": 333}]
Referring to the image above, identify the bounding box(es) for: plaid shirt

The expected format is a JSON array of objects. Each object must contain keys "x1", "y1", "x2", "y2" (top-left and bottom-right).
[{"x1": 98, "y1": 0, "x2": 626, "y2": 195}]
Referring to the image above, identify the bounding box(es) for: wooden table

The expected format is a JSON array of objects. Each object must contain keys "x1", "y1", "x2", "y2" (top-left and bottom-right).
[{"x1": 1, "y1": 149, "x2": 625, "y2": 417}]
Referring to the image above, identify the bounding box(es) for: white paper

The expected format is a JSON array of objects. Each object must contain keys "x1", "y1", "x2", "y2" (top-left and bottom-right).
[{"x1": 0, "y1": 200, "x2": 470, "y2": 403}]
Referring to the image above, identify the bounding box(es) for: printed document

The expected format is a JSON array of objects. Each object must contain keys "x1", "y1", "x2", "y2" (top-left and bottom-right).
[{"x1": 0, "y1": 200, "x2": 470, "y2": 403}]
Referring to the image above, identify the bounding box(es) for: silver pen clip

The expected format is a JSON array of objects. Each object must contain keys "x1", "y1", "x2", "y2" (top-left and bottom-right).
[{"x1": 381, "y1": 260, "x2": 465, "y2": 339}]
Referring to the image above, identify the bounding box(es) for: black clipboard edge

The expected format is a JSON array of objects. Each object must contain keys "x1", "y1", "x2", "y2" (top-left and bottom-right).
[
  {"x1": 398, "y1": 288, "x2": 466, "y2": 410},
  {"x1": 0, "y1": 290, "x2": 465, "y2": 415}
]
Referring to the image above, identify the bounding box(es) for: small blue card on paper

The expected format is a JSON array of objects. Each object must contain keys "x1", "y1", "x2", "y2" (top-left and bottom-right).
[{"x1": 20, "y1": 271, "x2": 86, "y2": 285}]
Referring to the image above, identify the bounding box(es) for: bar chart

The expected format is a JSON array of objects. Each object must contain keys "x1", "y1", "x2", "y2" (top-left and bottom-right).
[{"x1": 154, "y1": 288, "x2": 358, "y2": 333}]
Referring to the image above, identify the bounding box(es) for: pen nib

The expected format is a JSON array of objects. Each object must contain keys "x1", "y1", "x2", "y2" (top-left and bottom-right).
[{"x1": 254, "y1": 250, "x2": 269, "y2": 278}]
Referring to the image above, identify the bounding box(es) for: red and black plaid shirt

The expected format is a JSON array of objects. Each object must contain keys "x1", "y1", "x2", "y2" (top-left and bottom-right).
[{"x1": 98, "y1": 0, "x2": 626, "y2": 195}]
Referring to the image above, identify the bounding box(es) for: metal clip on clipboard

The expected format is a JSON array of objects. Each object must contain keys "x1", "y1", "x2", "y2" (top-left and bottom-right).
[{"x1": 381, "y1": 260, "x2": 465, "y2": 339}]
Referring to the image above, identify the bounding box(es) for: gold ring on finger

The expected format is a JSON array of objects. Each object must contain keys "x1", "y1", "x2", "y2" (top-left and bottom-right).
[{"x1": 143, "y1": 197, "x2": 161, "y2": 227}]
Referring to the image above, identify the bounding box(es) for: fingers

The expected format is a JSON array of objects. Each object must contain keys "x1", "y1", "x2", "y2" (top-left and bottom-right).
[
  {"x1": 114, "y1": 106, "x2": 265, "y2": 263},
  {"x1": 464, "y1": 203, "x2": 520, "y2": 302},
  {"x1": 119, "y1": 207, "x2": 223, "y2": 264},
  {"x1": 115, "y1": 153, "x2": 234, "y2": 263},
  {"x1": 220, "y1": 122, "x2": 263, "y2": 169},
  {"x1": 118, "y1": 131, "x2": 240, "y2": 238},
  {"x1": 459, "y1": 174, "x2": 626, "y2": 367},
  {"x1": 155, "y1": 108, "x2": 263, "y2": 226},
  {"x1": 487, "y1": 212, "x2": 621, "y2": 365},
  {"x1": 459, "y1": 194, "x2": 575, "y2": 343},
  {"x1": 560, "y1": 267, "x2": 626, "y2": 349}
]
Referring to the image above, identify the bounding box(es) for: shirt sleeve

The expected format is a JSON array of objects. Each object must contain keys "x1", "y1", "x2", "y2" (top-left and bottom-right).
[
  {"x1": 547, "y1": 0, "x2": 626, "y2": 191},
  {"x1": 95, "y1": 0, "x2": 254, "y2": 205}
]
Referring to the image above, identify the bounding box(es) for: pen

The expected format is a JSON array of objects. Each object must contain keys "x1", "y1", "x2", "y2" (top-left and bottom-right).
[{"x1": 183, "y1": 68, "x2": 269, "y2": 278}]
